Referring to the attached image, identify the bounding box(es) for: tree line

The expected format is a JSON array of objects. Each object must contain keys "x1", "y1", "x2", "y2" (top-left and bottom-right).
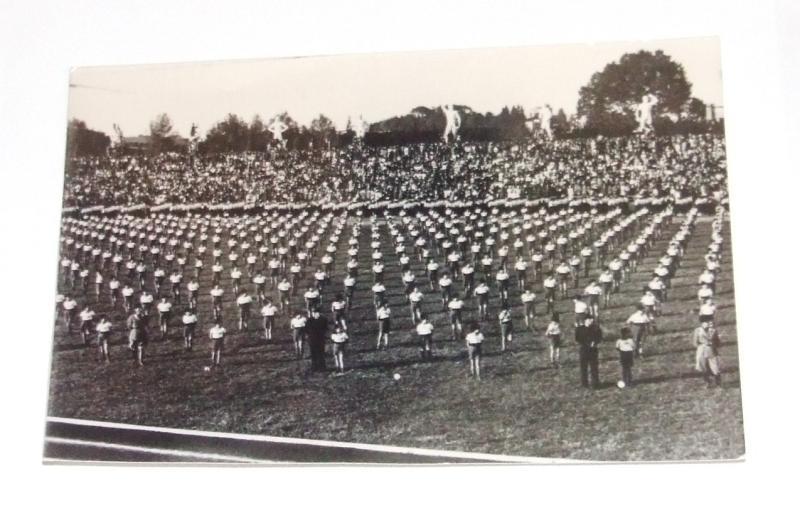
[{"x1": 67, "y1": 50, "x2": 722, "y2": 157}]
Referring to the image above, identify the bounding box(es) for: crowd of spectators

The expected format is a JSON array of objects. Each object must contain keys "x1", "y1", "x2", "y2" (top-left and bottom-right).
[{"x1": 61, "y1": 133, "x2": 727, "y2": 208}]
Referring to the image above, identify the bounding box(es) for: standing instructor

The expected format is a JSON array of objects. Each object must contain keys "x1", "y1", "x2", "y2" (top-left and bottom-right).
[{"x1": 306, "y1": 308, "x2": 329, "y2": 372}]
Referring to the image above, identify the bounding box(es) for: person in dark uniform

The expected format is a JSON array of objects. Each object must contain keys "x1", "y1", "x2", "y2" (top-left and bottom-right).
[
  {"x1": 306, "y1": 308, "x2": 328, "y2": 372},
  {"x1": 127, "y1": 307, "x2": 149, "y2": 366},
  {"x1": 575, "y1": 316, "x2": 603, "y2": 389}
]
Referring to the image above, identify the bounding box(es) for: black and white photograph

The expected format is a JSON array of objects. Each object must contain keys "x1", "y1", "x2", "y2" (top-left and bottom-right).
[{"x1": 44, "y1": 37, "x2": 744, "y2": 464}]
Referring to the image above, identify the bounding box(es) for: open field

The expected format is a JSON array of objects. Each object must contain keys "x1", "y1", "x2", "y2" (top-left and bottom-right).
[{"x1": 47, "y1": 213, "x2": 743, "y2": 461}]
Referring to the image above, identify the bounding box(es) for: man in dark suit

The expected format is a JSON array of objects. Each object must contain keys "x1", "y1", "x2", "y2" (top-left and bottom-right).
[
  {"x1": 575, "y1": 316, "x2": 602, "y2": 389},
  {"x1": 305, "y1": 308, "x2": 328, "y2": 372}
]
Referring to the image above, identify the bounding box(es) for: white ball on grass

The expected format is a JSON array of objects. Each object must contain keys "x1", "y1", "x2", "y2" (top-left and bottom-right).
[
  {"x1": 393, "y1": 373, "x2": 401, "y2": 381},
  {"x1": 617, "y1": 380, "x2": 626, "y2": 389},
  {"x1": 203, "y1": 366, "x2": 211, "y2": 372}
]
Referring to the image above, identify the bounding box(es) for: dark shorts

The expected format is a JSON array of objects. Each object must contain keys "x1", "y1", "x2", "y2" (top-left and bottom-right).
[
  {"x1": 468, "y1": 344, "x2": 482, "y2": 358},
  {"x1": 548, "y1": 334, "x2": 562, "y2": 348},
  {"x1": 333, "y1": 342, "x2": 347, "y2": 355},
  {"x1": 379, "y1": 318, "x2": 391, "y2": 332},
  {"x1": 212, "y1": 338, "x2": 224, "y2": 351}
]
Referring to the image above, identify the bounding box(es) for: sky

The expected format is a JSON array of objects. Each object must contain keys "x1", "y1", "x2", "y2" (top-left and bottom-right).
[{"x1": 68, "y1": 37, "x2": 723, "y2": 138}]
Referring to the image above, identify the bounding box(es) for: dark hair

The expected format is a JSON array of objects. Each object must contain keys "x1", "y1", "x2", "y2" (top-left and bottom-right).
[{"x1": 620, "y1": 326, "x2": 632, "y2": 338}]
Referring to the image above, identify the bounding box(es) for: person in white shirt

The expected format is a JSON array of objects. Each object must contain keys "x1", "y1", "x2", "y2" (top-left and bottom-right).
[
  {"x1": 372, "y1": 260, "x2": 385, "y2": 285},
  {"x1": 521, "y1": 289, "x2": 536, "y2": 330},
  {"x1": 615, "y1": 326, "x2": 636, "y2": 387},
  {"x1": 314, "y1": 268, "x2": 327, "y2": 293},
  {"x1": 78, "y1": 306, "x2": 96, "y2": 346},
  {"x1": 109, "y1": 277, "x2": 121, "y2": 308},
  {"x1": 408, "y1": 287, "x2": 424, "y2": 324},
  {"x1": 638, "y1": 285, "x2": 658, "y2": 319},
  {"x1": 697, "y1": 283, "x2": 714, "y2": 305},
  {"x1": 182, "y1": 309, "x2": 198, "y2": 350},
  {"x1": 210, "y1": 285, "x2": 224, "y2": 322},
  {"x1": 139, "y1": 291, "x2": 154, "y2": 315},
  {"x1": 545, "y1": 313, "x2": 563, "y2": 368},
  {"x1": 580, "y1": 246, "x2": 593, "y2": 278},
  {"x1": 698, "y1": 297, "x2": 717, "y2": 324},
  {"x1": 499, "y1": 306, "x2": 513, "y2": 352},
  {"x1": 343, "y1": 275, "x2": 356, "y2": 311},
  {"x1": 62, "y1": 296, "x2": 78, "y2": 333},
  {"x1": 608, "y1": 258, "x2": 623, "y2": 293},
  {"x1": 626, "y1": 305, "x2": 650, "y2": 356},
  {"x1": 169, "y1": 271, "x2": 183, "y2": 302},
  {"x1": 79, "y1": 267, "x2": 90, "y2": 294},
  {"x1": 231, "y1": 267, "x2": 243, "y2": 296},
  {"x1": 416, "y1": 314, "x2": 435, "y2": 360},
  {"x1": 543, "y1": 273, "x2": 557, "y2": 314},
  {"x1": 555, "y1": 260, "x2": 571, "y2": 296},
  {"x1": 194, "y1": 257, "x2": 204, "y2": 280},
  {"x1": 465, "y1": 322, "x2": 484, "y2": 380},
  {"x1": 95, "y1": 315, "x2": 112, "y2": 363},
  {"x1": 246, "y1": 253, "x2": 258, "y2": 276},
  {"x1": 495, "y1": 268, "x2": 510, "y2": 302},
  {"x1": 514, "y1": 257, "x2": 528, "y2": 290},
  {"x1": 252, "y1": 272, "x2": 267, "y2": 303},
  {"x1": 583, "y1": 280, "x2": 602, "y2": 319},
  {"x1": 698, "y1": 269, "x2": 716, "y2": 294},
  {"x1": 447, "y1": 295, "x2": 464, "y2": 338},
  {"x1": 376, "y1": 302, "x2": 392, "y2": 349},
  {"x1": 121, "y1": 283, "x2": 135, "y2": 313},
  {"x1": 277, "y1": 277, "x2": 292, "y2": 312},
  {"x1": 156, "y1": 298, "x2": 173, "y2": 338},
  {"x1": 209, "y1": 322, "x2": 227, "y2": 367},
  {"x1": 439, "y1": 272, "x2": 453, "y2": 311},
  {"x1": 598, "y1": 269, "x2": 614, "y2": 307},
  {"x1": 331, "y1": 293, "x2": 348, "y2": 331},
  {"x1": 290, "y1": 313, "x2": 307, "y2": 358},
  {"x1": 289, "y1": 261, "x2": 303, "y2": 289},
  {"x1": 261, "y1": 298, "x2": 278, "y2": 342},
  {"x1": 236, "y1": 292, "x2": 253, "y2": 331},
  {"x1": 326, "y1": 322, "x2": 350, "y2": 374},
  {"x1": 94, "y1": 270, "x2": 104, "y2": 297},
  {"x1": 474, "y1": 279, "x2": 490, "y2": 321},
  {"x1": 187, "y1": 279, "x2": 200, "y2": 310},
  {"x1": 425, "y1": 258, "x2": 439, "y2": 291},
  {"x1": 211, "y1": 262, "x2": 224, "y2": 287},
  {"x1": 648, "y1": 275, "x2": 667, "y2": 303}
]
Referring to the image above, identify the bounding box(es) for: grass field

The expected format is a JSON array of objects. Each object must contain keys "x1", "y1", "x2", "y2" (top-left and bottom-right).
[{"x1": 47, "y1": 212, "x2": 744, "y2": 461}]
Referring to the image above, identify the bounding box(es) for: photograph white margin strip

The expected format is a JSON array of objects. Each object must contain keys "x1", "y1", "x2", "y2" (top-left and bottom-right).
[{"x1": 47, "y1": 416, "x2": 574, "y2": 464}]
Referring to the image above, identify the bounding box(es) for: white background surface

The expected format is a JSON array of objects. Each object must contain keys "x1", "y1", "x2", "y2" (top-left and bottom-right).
[{"x1": 1, "y1": 0, "x2": 798, "y2": 510}]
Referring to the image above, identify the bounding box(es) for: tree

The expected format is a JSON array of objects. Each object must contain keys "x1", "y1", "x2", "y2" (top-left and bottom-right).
[
  {"x1": 66, "y1": 119, "x2": 111, "y2": 157},
  {"x1": 576, "y1": 50, "x2": 693, "y2": 135},
  {"x1": 201, "y1": 114, "x2": 249, "y2": 153},
  {"x1": 684, "y1": 97, "x2": 707, "y2": 120},
  {"x1": 310, "y1": 114, "x2": 336, "y2": 148},
  {"x1": 149, "y1": 113, "x2": 175, "y2": 153},
  {"x1": 248, "y1": 115, "x2": 268, "y2": 151},
  {"x1": 551, "y1": 108, "x2": 570, "y2": 138}
]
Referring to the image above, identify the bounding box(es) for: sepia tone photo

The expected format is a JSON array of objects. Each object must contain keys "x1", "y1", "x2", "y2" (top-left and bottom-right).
[{"x1": 45, "y1": 37, "x2": 743, "y2": 463}]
